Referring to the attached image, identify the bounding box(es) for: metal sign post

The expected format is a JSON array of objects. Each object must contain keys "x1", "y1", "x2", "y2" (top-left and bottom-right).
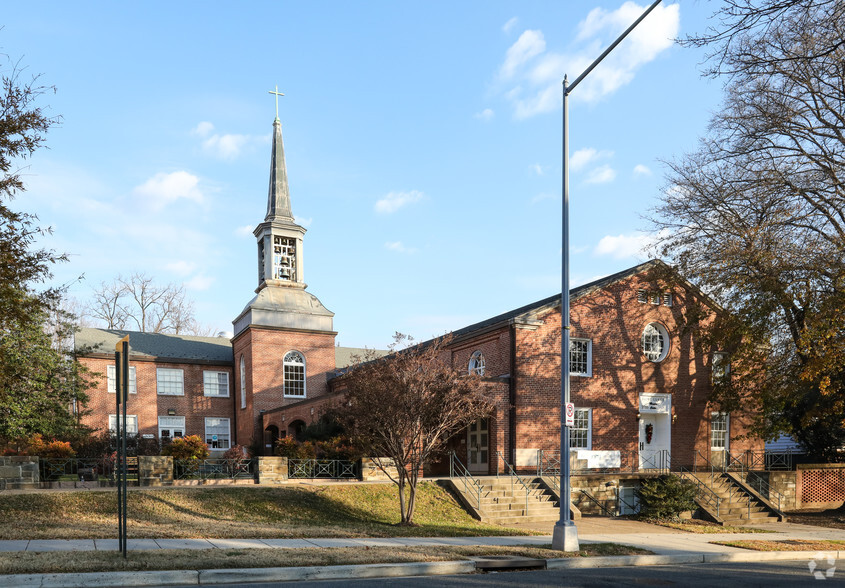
[
  {"x1": 553, "y1": 0, "x2": 663, "y2": 552},
  {"x1": 114, "y1": 335, "x2": 129, "y2": 557}
]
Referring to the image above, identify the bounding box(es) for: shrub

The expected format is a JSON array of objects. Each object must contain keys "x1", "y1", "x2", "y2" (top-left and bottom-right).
[
  {"x1": 222, "y1": 445, "x2": 248, "y2": 460},
  {"x1": 2, "y1": 434, "x2": 76, "y2": 458},
  {"x1": 161, "y1": 435, "x2": 209, "y2": 460},
  {"x1": 636, "y1": 475, "x2": 698, "y2": 519}
]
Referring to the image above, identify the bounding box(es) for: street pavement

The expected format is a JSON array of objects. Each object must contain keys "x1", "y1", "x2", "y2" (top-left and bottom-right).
[{"x1": 2, "y1": 518, "x2": 844, "y2": 586}]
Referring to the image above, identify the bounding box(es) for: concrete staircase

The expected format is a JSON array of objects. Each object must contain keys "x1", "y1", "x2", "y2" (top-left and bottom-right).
[
  {"x1": 448, "y1": 476, "x2": 566, "y2": 525},
  {"x1": 686, "y1": 472, "x2": 784, "y2": 525}
]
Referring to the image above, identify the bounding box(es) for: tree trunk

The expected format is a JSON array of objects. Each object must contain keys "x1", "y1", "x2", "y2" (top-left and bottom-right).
[{"x1": 397, "y1": 475, "x2": 407, "y2": 524}]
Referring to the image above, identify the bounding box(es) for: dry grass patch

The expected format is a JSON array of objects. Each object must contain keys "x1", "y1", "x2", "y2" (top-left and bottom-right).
[
  {"x1": 714, "y1": 539, "x2": 845, "y2": 552},
  {"x1": 0, "y1": 483, "x2": 529, "y2": 540},
  {"x1": 0, "y1": 543, "x2": 652, "y2": 575},
  {"x1": 646, "y1": 519, "x2": 776, "y2": 534}
]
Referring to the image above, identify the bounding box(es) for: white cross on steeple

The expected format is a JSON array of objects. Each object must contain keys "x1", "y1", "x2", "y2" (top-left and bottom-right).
[{"x1": 268, "y1": 85, "x2": 284, "y2": 120}]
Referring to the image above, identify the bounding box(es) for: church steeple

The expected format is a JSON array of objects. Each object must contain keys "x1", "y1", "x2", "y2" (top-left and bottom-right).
[
  {"x1": 253, "y1": 91, "x2": 307, "y2": 292},
  {"x1": 265, "y1": 117, "x2": 293, "y2": 222}
]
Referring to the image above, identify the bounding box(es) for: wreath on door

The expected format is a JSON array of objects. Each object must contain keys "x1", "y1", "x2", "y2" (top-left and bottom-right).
[{"x1": 645, "y1": 423, "x2": 654, "y2": 444}]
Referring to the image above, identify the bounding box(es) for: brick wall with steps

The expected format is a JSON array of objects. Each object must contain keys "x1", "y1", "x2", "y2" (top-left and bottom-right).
[
  {"x1": 447, "y1": 476, "x2": 573, "y2": 525},
  {"x1": 685, "y1": 472, "x2": 784, "y2": 525}
]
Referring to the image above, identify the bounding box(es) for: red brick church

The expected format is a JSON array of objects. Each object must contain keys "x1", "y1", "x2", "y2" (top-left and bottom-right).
[{"x1": 75, "y1": 112, "x2": 762, "y2": 471}]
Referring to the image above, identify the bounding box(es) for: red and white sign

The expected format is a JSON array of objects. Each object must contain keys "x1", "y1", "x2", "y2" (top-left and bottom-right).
[{"x1": 565, "y1": 403, "x2": 575, "y2": 427}]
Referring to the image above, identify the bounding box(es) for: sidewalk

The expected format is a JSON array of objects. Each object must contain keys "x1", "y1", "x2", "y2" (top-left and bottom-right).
[{"x1": 1, "y1": 519, "x2": 842, "y2": 586}]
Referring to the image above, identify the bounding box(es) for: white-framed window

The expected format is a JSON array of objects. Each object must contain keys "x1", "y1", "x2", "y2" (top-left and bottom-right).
[
  {"x1": 569, "y1": 408, "x2": 592, "y2": 450},
  {"x1": 156, "y1": 368, "x2": 184, "y2": 396},
  {"x1": 205, "y1": 417, "x2": 231, "y2": 449},
  {"x1": 642, "y1": 323, "x2": 670, "y2": 362},
  {"x1": 203, "y1": 371, "x2": 229, "y2": 397},
  {"x1": 711, "y1": 412, "x2": 729, "y2": 450},
  {"x1": 662, "y1": 292, "x2": 673, "y2": 307},
  {"x1": 283, "y1": 351, "x2": 306, "y2": 398},
  {"x1": 649, "y1": 292, "x2": 660, "y2": 305},
  {"x1": 468, "y1": 350, "x2": 485, "y2": 376},
  {"x1": 158, "y1": 416, "x2": 185, "y2": 440},
  {"x1": 107, "y1": 365, "x2": 137, "y2": 394},
  {"x1": 239, "y1": 355, "x2": 246, "y2": 409},
  {"x1": 108, "y1": 414, "x2": 138, "y2": 435},
  {"x1": 712, "y1": 352, "x2": 730, "y2": 383},
  {"x1": 637, "y1": 289, "x2": 647, "y2": 304},
  {"x1": 569, "y1": 339, "x2": 592, "y2": 377},
  {"x1": 273, "y1": 235, "x2": 296, "y2": 281}
]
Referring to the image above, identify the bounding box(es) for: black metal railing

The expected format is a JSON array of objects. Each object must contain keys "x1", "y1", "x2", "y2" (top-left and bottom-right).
[
  {"x1": 449, "y1": 451, "x2": 482, "y2": 510},
  {"x1": 174, "y1": 458, "x2": 255, "y2": 480},
  {"x1": 287, "y1": 459, "x2": 358, "y2": 479},
  {"x1": 39, "y1": 457, "x2": 119, "y2": 482}
]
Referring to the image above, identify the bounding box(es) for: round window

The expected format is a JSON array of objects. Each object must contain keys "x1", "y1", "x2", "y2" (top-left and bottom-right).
[
  {"x1": 642, "y1": 323, "x2": 670, "y2": 362},
  {"x1": 468, "y1": 350, "x2": 485, "y2": 376}
]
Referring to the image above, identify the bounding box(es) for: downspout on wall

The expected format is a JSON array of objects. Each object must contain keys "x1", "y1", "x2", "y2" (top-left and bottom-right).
[{"x1": 509, "y1": 322, "x2": 517, "y2": 465}]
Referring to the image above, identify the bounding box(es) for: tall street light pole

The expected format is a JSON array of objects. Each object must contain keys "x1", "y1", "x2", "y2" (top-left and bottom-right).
[{"x1": 552, "y1": 0, "x2": 664, "y2": 553}]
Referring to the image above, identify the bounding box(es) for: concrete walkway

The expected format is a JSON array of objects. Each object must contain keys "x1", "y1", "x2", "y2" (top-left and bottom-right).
[{"x1": 2, "y1": 519, "x2": 844, "y2": 586}]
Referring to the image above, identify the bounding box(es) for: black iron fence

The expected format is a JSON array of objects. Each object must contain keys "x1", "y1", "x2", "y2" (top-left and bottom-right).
[
  {"x1": 173, "y1": 458, "x2": 255, "y2": 481},
  {"x1": 288, "y1": 459, "x2": 358, "y2": 479},
  {"x1": 39, "y1": 457, "x2": 119, "y2": 482}
]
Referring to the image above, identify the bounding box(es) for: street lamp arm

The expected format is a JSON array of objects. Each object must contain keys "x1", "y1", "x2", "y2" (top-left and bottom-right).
[{"x1": 567, "y1": 0, "x2": 663, "y2": 95}]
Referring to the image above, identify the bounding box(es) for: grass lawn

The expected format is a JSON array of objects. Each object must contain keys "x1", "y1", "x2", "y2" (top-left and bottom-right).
[
  {"x1": 0, "y1": 482, "x2": 531, "y2": 540},
  {"x1": 0, "y1": 543, "x2": 652, "y2": 575},
  {"x1": 644, "y1": 519, "x2": 776, "y2": 534},
  {"x1": 714, "y1": 539, "x2": 845, "y2": 551}
]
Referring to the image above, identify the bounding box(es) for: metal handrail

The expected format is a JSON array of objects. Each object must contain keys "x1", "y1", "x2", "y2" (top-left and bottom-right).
[
  {"x1": 496, "y1": 451, "x2": 534, "y2": 514},
  {"x1": 678, "y1": 466, "x2": 723, "y2": 518},
  {"x1": 449, "y1": 451, "x2": 482, "y2": 510},
  {"x1": 743, "y1": 471, "x2": 785, "y2": 512},
  {"x1": 578, "y1": 489, "x2": 614, "y2": 516}
]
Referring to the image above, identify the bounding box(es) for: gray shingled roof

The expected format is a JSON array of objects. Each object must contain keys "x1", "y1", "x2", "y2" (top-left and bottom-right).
[
  {"x1": 335, "y1": 346, "x2": 388, "y2": 369},
  {"x1": 74, "y1": 328, "x2": 234, "y2": 363},
  {"x1": 451, "y1": 260, "x2": 668, "y2": 340}
]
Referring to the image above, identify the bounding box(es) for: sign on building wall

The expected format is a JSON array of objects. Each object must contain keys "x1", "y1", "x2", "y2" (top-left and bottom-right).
[{"x1": 639, "y1": 393, "x2": 671, "y2": 414}]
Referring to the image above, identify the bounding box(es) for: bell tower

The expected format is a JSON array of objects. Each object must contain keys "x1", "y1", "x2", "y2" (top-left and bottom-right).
[{"x1": 232, "y1": 89, "x2": 337, "y2": 454}]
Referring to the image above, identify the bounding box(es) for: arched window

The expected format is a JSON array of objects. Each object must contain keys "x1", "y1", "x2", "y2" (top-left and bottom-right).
[
  {"x1": 468, "y1": 350, "x2": 485, "y2": 376},
  {"x1": 284, "y1": 350, "x2": 306, "y2": 397},
  {"x1": 239, "y1": 355, "x2": 246, "y2": 409},
  {"x1": 642, "y1": 323, "x2": 670, "y2": 362}
]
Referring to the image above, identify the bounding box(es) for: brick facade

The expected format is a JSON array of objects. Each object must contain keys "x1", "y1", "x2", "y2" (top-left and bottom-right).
[
  {"x1": 78, "y1": 355, "x2": 236, "y2": 449},
  {"x1": 76, "y1": 261, "x2": 763, "y2": 470}
]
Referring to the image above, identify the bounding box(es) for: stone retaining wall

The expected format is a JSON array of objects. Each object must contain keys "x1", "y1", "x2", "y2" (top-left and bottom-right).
[
  {"x1": 0, "y1": 457, "x2": 39, "y2": 490},
  {"x1": 256, "y1": 456, "x2": 288, "y2": 484}
]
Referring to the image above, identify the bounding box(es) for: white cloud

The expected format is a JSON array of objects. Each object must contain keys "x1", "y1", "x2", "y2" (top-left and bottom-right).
[
  {"x1": 594, "y1": 232, "x2": 654, "y2": 259},
  {"x1": 499, "y1": 29, "x2": 546, "y2": 80},
  {"x1": 570, "y1": 148, "x2": 613, "y2": 171},
  {"x1": 496, "y1": 2, "x2": 680, "y2": 118},
  {"x1": 474, "y1": 108, "x2": 495, "y2": 121},
  {"x1": 374, "y1": 190, "x2": 424, "y2": 214},
  {"x1": 502, "y1": 17, "x2": 519, "y2": 34},
  {"x1": 165, "y1": 260, "x2": 197, "y2": 276},
  {"x1": 633, "y1": 164, "x2": 652, "y2": 176},
  {"x1": 585, "y1": 164, "x2": 617, "y2": 184},
  {"x1": 133, "y1": 171, "x2": 203, "y2": 210},
  {"x1": 385, "y1": 241, "x2": 417, "y2": 254},
  {"x1": 184, "y1": 274, "x2": 215, "y2": 291},
  {"x1": 192, "y1": 121, "x2": 215, "y2": 137},
  {"x1": 530, "y1": 163, "x2": 545, "y2": 176},
  {"x1": 295, "y1": 216, "x2": 313, "y2": 227},
  {"x1": 202, "y1": 133, "x2": 252, "y2": 160},
  {"x1": 235, "y1": 224, "x2": 254, "y2": 237}
]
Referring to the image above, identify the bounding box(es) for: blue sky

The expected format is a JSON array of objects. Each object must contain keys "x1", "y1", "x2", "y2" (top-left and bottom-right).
[{"x1": 4, "y1": 1, "x2": 723, "y2": 348}]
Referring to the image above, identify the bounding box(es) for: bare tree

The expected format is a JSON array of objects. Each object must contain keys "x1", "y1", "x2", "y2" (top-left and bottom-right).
[
  {"x1": 650, "y1": 0, "x2": 845, "y2": 457},
  {"x1": 339, "y1": 333, "x2": 493, "y2": 525},
  {"x1": 85, "y1": 273, "x2": 209, "y2": 335}
]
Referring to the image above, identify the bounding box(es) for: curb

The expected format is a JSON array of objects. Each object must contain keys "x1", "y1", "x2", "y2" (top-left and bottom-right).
[{"x1": 0, "y1": 551, "x2": 836, "y2": 587}]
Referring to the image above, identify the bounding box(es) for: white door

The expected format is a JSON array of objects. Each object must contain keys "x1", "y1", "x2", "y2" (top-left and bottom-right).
[
  {"x1": 467, "y1": 418, "x2": 489, "y2": 474},
  {"x1": 639, "y1": 414, "x2": 670, "y2": 469},
  {"x1": 618, "y1": 484, "x2": 640, "y2": 515}
]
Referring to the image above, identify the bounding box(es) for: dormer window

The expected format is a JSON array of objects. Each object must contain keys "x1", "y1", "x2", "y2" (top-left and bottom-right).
[{"x1": 273, "y1": 236, "x2": 296, "y2": 281}]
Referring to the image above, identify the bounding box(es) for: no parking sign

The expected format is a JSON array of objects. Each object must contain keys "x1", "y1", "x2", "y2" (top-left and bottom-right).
[{"x1": 565, "y1": 403, "x2": 575, "y2": 427}]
